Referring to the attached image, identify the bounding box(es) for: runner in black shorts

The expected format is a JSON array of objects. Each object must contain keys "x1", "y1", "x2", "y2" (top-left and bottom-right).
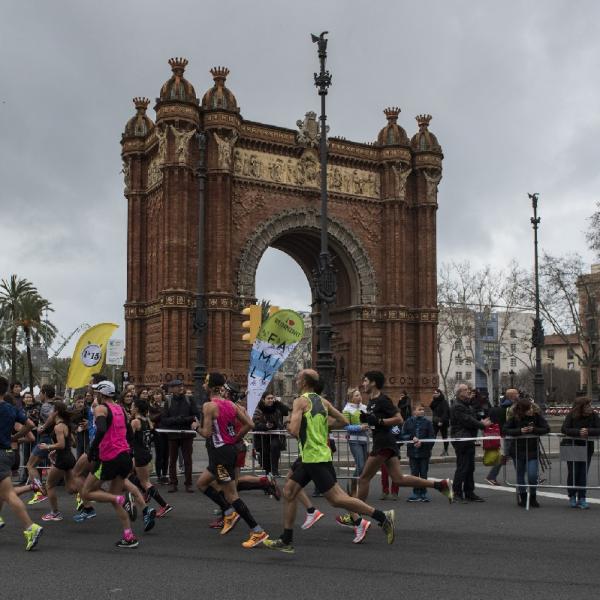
[
  {"x1": 130, "y1": 399, "x2": 170, "y2": 521},
  {"x1": 336, "y1": 371, "x2": 453, "y2": 530},
  {"x1": 38, "y1": 401, "x2": 78, "y2": 522},
  {"x1": 264, "y1": 369, "x2": 395, "y2": 553}
]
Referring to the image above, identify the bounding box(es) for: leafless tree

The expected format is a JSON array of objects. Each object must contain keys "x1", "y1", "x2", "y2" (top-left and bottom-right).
[{"x1": 587, "y1": 201, "x2": 600, "y2": 260}]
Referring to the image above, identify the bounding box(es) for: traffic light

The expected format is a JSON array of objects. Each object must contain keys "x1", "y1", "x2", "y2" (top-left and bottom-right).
[{"x1": 241, "y1": 305, "x2": 262, "y2": 344}]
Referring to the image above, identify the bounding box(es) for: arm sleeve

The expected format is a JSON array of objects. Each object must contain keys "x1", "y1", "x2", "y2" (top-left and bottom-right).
[
  {"x1": 344, "y1": 424, "x2": 363, "y2": 433},
  {"x1": 533, "y1": 415, "x2": 550, "y2": 435},
  {"x1": 588, "y1": 414, "x2": 600, "y2": 437},
  {"x1": 561, "y1": 415, "x2": 579, "y2": 437},
  {"x1": 503, "y1": 418, "x2": 521, "y2": 436},
  {"x1": 88, "y1": 416, "x2": 108, "y2": 458}
]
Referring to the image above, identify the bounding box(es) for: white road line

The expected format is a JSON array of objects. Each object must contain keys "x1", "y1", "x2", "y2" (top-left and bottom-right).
[{"x1": 475, "y1": 482, "x2": 600, "y2": 504}]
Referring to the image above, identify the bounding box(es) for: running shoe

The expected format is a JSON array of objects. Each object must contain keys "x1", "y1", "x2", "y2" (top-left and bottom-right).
[
  {"x1": 156, "y1": 504, "x2": 174, "y2": 518},
  {"x1": 241, "y1": 530, "x2": 269, "y2": 548},
  {"x1": 485, "y1": 478, "x2": 500, "y2": 486},
  {"x1": 75, "y1": 493, "x2": 84, "y2": 512},
  {"x1": 209, "y1": 517, "x2": 224, "y2": 529},
  {"x1": 420, "y1": 493, "x2": 432, "y2": 502},
  {"x1": 42, "y1": 511, "x2": 63, "y2": 522},
  {"x1": 263, "y1": 538, "x2": 295, "y2": 554},
  {"x1": 380, "y1": 509, "x2": 395, "y2": 545},
  {"x1": 407, "y1": 493, "x2": 421, "y2": 502},
  {"x1": 27, "y1": 491, "x2": 48, "y2": 505},
  {"x1": 0, "y1": 516, "x2": 5, "y2": 529},
  {"x1": 24, "y1": 523, "x2": 43, "y2": 551},
  {"x1": 437, "y1": 479, "x2": 453, "y2": 503},
  {"x1": 115, "y1": 536, "x2": 139, "y2": 549},
  {"x1": 73, "y1": 508, "x2": 96, "y2": 522},
  {"x1": 266, "y1": 473, "x2": 281, "y2": 501},
  {"x1": 220, "y1": 511, "x2": 240, "y2": 535},
  {"x1": 379, "y1": 492, "x2": 389, "y2": 500},
  {"x1": 143, "y1": 507, "x2": 156, "y2": 532},
  {"x1": 301, "y1": 509, "x2": 324, "y2": 530},
  {"x1": 122, "y1": 492, "x2": 137, "y2": 522},
  {"x1": 32, "y1": 478, "x2": 46, "y2": 494},
  {"x1": 335, "y1": 513, "x2": 354, "y2": 528},
  {"x1": 578, "y1": 500, "x2": 590, "y2": 510},
  {"x1": 352, "y1": 518, "x2": 371, "y2": 544},
  {"x1": 569, "y1": 497, "x2": 578, "y2": 509}
]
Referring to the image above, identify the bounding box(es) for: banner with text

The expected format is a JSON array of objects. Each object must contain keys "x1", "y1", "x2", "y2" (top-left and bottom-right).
[
  {"x1": 66, "y1": 323, "x2": 119, "y2": 389},
  {"x1": 246, "y1": 310, "x2": 304, "y2": 418}
]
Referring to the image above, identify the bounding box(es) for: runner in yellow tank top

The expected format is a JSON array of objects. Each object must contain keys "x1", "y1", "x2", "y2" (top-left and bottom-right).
[{"x1": 264, "y1": 368, "x2": 396, "y2": 553}]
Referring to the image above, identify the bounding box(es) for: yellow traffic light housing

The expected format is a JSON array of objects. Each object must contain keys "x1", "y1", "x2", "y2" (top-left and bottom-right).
[{"x1": 242, "y1": 305, "x2": 262, "y2": 344}]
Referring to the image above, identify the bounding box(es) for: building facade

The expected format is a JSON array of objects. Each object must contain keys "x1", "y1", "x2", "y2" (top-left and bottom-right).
[{"x1": 122, "y1": 58, "x2": 444, "y2": 403}]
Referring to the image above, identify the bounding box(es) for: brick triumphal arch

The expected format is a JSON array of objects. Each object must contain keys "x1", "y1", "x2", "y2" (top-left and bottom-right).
[{"x1": 122, "y1": 58, "x2": 443, "y2": 402}]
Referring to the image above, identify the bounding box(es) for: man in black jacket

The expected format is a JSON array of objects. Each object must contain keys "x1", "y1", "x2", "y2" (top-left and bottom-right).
[
  {"x1": 161, "y1": 380, "x2": 199, "y2": 493},
  {"x1": 450, "y1": 384, "x2": 490, "y2": 502}
]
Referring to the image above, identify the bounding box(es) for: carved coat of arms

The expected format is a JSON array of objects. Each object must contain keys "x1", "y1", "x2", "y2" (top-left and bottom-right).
[{"x1": 296, "y1": 111, "x2": 321, "y2": 147}]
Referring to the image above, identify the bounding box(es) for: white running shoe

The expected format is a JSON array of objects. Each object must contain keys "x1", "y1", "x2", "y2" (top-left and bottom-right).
[
  {"x1": 301, "y1": 509, "x2": 324, "y2": 530},
  {"x1": 352, "y1": 518, "x2": 371, "y2": 544}
]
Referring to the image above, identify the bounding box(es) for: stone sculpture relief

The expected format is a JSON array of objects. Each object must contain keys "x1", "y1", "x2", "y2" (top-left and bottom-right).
[
  {"x1": 170, "y1": 125, "x2": 196, "y2": 163},
  {"x1": 213, "y1": 131, "x2": 238, "y2": 170},
  {"x1": 423, "y1": 168, "x2": 442, "y2": 203},
  {"x1": 391, "y1": 162, "x2": 412, "y2": 200}
]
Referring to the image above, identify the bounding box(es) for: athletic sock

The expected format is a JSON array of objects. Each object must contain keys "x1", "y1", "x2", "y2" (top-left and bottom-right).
[
  {"x1": 84, "y1": 506, "x2": 94, "y2": 514},
  {"x1": 203, "y1": 487, "x2": 231, "y2": 512},
  {"x1": 281, "y1": 528, "x2": 293, "y2": 544},
  {"x1": 129, "y1": 474, "x2": 143, "y2": 491},
  {"x1": 147, "y1": 486, "x2": 167, "y2": 508},
  {"x1": 124, "y1": 528, "x2": 134, "y2": 541},
  {"x1": 231, "y1": 498, "x2": 257, "y2": 529},
  {"x1": 352, "y1": 516, "x2": 362, "y2": 526},
  {"x1": 433, "y1": 481, "x2": 442, "y2": 491},
  {"x1": 237, "y1": 480, "x2": 262, "y2": 492},
  {"x1": 252, "y1": 525, "x2": 263, "y2": 533},
  {"x1": 371, "y1": 509, "x2": 386, "y2": 525},
  {"x1": 115, "y1": 495, "x2": 125, "y2": 507},
  {"x1": 306, "y1": 507, "x2": 316, "y2": 514}
]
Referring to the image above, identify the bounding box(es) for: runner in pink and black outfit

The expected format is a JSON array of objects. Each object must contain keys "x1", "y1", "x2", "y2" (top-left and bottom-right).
[{"x1": 81, "y1": 381, "x2": 140, "y2": 549}]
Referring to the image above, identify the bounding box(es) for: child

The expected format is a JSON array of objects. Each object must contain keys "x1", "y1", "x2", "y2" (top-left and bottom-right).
[{"x1": 402, "y1": 403, "x2": 435, "y2": 502}]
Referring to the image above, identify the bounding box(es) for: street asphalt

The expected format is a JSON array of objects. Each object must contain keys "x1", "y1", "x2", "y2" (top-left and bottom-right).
[{"x1": 1, "y1": 461, "x2": 599, "y2": 600}]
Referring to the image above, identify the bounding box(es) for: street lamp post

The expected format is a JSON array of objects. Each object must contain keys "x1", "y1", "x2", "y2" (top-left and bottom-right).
[
  {"x1": 311, "y1": 32, "x2": 337, "y2": 401},
  {"x1": 529, "y1": 193, "x2": 545, "y2": 408},
  {"x1": 192, "y1": 132, "x2": 208, "y2": 403}
]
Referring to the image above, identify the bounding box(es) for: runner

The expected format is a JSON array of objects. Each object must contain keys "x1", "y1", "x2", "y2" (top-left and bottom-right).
[
  {"x1": 208, "y1": 381, "x2": 279, "y2": 530},
  {"x1": 130, "y1": 398, "x2": 173, "y2": 518},
  {"x1": 0, "y1": 376, "x2": 43, "y2": 550},
  {"x1": 195, "y1": 372, "x2": 269, "y2": 548},
  {"x1": 80, "y1": 380, "x2": 139, "y2": 548},
  {"x1": 264, "y1": 369, "x2": 395, "y2": 554},
  {"x1": 336, "y1": 371, "x2": 453, "y2": 531},
  {"x1": 38, "y1": 401, "x2": 78, "y2": 522}
]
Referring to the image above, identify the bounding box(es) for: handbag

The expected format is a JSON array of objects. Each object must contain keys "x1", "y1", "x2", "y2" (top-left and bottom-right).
[{"x1": 483, "y1": 448, "x2": 501, "y2": 466}]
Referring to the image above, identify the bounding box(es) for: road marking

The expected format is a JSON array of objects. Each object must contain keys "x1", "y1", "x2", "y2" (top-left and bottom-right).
[{"x1": 475, "y1": 482, "x2": 600, "y2": 504}]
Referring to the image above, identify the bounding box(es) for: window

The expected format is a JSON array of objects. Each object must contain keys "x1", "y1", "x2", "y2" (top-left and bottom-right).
[
  {"x1": 465, "y1": 357, "x2": 472, "y2": 365},
  {"x1": 453, "y1": 340, "x2": 462, "y2": 351},
  {"x1": 547, "y1": 349, "x2": 555, "y2": 360},
  {"x1": 568, "y1": 362, "x2": 575, "y2": 370},
  {"x1": 465, "y1": 371, "x2": 472, "y2": 380},
  {"x1": 567, "y1": 348, "x2": 574, "y2": 360},
  {"x1": 479, "y1": 327, "x2": 486, "y2": 337},
  {"x1": 510, "y1": 329, "x2": 517, "y2": 338},
  {"x1": 510, "y1": 357, "x2": 517, "y2": 367},
  {"x1": 455, "y1": 371, "x2": 463, "y2": 381},
  {"x1": 510, "y1": 343, "x2": 517, "y2": 353},
  {"x1": 455, "y1": 356, "x2": 463, "y2": 365},
  {"x1": 487, "y1": 327, "x2": 494, "y2": 337}
]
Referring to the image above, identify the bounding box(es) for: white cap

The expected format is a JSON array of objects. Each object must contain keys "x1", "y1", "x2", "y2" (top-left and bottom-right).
[{"x1": 91, "y1": 380, "x2": 116, "y2": 397}]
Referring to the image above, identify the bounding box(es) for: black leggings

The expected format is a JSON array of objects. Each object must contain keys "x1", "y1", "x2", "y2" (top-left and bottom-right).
[{"x1": 433, "y1": 422, "x2": 449, "y2": 452}]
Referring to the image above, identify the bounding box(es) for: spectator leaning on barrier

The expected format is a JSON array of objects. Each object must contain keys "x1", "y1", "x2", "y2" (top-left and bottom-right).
[
  {"x1": 560, "y1": 397, "x2": 600, "y2": 509},
  {"x1": 430, "y1": 389, "x2": 450, "y2": 456},
  {"x1": 161, "y1": 379, "x2": 199, "y2": 493},
  {"x1": 342, "y1": 387, "x2": 369, "y2": 495},
  {"x1": 450, "y1": 383, "x2": 490, "y2": 503},
  {"x1": 402, "y1": 403, "x2": 435, "y2": 502},
  {"x1": 503, "y1": 397, "x2": 550, "y2": 508},
  {"x1": 253, "y1": 391, "x2": 289, "y2": 477},
  {"x1": 484, "y1": 389, "x2": 518, "y2": 486}
]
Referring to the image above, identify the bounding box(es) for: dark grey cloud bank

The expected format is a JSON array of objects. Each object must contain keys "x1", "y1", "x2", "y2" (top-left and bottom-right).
[{"x1": 1, "y1": 0, "x2": 598, "y2": 356}]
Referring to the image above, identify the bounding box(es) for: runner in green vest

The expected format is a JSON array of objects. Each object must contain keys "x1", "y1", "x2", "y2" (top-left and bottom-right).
[{"x1": 264, "y1": 369, "x2": 395, "y2": 554}]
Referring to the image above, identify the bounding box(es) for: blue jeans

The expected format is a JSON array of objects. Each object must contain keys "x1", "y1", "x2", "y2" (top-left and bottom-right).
[
  {"x1": 515, "y1": 456, "x2": 538, "y2": 494},
  {"x1": 567, "y1": 458, "x2": 592, "y2": 500},
  {"x1": 409, "y1": 456, "x2": 430, "y2": 495},
  {"x1": 349, "y1": 440, "x2": 368, "y2": 478}
]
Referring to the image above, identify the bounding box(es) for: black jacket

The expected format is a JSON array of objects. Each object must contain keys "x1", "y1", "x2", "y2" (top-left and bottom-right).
[
  {"x1": 161, "y1": 395, "x2": 199, "y2": 436},
  {"x1": 253, "y1": 401, "x2": 289, "y2": 432},
  {"x1": 430, "y1": 394, "x2": 450, "y2": 425},
  {"x1": 503, "y1": 413, "x2": 550, "y2": 460},
  {"x1": 560, "y1": 412, "x2": 600, "y2": 455},
  {"x1": 450, "y1": 400, "x2": 485, "y2": 441}
]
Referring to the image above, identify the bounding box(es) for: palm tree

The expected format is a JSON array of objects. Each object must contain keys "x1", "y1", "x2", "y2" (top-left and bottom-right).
[
  {"x1": 17, "y1": 293, "x2": 57, "y2": 396},
  {"x1": 0, "y1": 275, "x2": 35, "y2": 381}
]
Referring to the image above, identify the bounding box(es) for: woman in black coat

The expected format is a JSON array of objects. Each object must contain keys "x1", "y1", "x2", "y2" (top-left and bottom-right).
[
  {"x1": 504, "y1": 397, "x2": 550, "y2": 508},
  {"x1": 430, "y1": 389, "x2": 450, "y2": 456},
  {"x1": 252, "y1": 392, "x2": 289, "y2": 477},
  {"x1": 561, "y1": 397, "x2": 600, "y2": 509}
]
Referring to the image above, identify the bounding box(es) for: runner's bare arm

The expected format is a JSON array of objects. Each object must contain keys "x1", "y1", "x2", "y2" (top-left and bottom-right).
[
  {"x1": 48, "y1": 423, "x2": 66, "y2": 451},
  {"x1": 200, "y1": 402, "x2": 215, "y2": 438},
  {"x1": 130, "y1": 417, "x2": 141, "y2": 432},
  {"x1": 287, "y1": 396, "x2": 308, "y2": 438},
  {"x1": 323, "y1": 400, "x2": 349, "y2": 429},
  {"x1": 235, "y1": 404, "x2": 254, "y2": 438},
  {"x1": 10, "y1": 418, "x2": 35, "y2": 442}
]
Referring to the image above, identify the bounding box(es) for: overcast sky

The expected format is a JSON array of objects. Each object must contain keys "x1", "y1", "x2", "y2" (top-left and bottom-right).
[{"x1": 1, "y1": 0, "x2": 598, "y2": 358}]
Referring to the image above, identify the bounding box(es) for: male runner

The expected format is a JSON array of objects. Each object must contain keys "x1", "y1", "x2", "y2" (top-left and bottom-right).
[
  {"x1": 195, "y1": 372, "x2": 269, "y2": 548},
  {"x1": 336, "y1": 371, "x2": 452, "y2": 530},
  {"x1": 0, "y1": 376, "x2": 43, "y2": 550},
  {"x1": 264, "y1": 369, "x2": 395, "y2": 553},
  {"x1": 81, "y1": 381, "x2": 140, "y2": 548}
]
